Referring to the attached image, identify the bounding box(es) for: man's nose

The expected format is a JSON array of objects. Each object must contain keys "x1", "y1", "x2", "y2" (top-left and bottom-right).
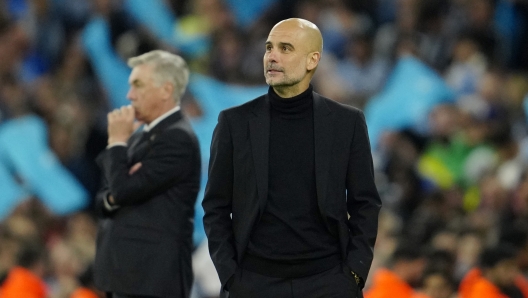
[
  {"x1": 126, "y1": 89, "x2": 134, "y2": 101},
  {"x1": 266, "y1": 50, "x2": 278, "y2": 63}
]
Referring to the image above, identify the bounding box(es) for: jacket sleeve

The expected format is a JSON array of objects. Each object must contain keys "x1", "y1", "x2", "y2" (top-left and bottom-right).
[
  {"x1": 94, "y1": 185, "x2": 114, "y2": 218},
  {"x1": 345, "y1": 110, "x2": 382, "y2": 282},
  {"x1": 202, "y1": 111, "x2": 238, "y2": 290},
  {"x1": 97, "y1": 128, "x2": 197, "y2": 206}
]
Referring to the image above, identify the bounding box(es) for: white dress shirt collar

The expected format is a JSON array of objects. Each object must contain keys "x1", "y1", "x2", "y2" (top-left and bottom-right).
[{"x1": 143, "y1": 105, "x2": 181, "y2": 132}]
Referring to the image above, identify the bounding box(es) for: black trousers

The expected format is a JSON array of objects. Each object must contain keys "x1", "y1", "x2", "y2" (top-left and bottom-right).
[{"x1": 227, "y1": 263, "x2": 362, "y2": 298}]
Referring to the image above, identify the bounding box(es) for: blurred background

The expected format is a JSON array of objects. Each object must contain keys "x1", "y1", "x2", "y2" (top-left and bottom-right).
[{"x1": 0, "y1": 0, "x2": 528, "y2": 297}]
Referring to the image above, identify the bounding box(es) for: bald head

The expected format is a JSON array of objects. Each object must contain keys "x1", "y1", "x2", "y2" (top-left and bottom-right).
[
  {"x1": 263, "y1": 18, "x2": 324, "y2": 97},
  {"x1": 271, "y1": 18, "x2": 323, "y2": 54}
]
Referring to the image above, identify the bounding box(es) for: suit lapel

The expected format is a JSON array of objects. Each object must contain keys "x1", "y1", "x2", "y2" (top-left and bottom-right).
[
  {"x1": 147, "y1": 110, "x2": 183, "y2": 141},
  {"x1": 313, "y1": 93, "x2": 333, "y2": 216},
  {"x1": 127, "y1": 130, "x2": 148, "y2": 163},
  {"x1": 249, "y1": 96, "x2": 270, "y2": 218},
  {"x1": 128, "y1": 110, "x2": 183, "y2": 164}
]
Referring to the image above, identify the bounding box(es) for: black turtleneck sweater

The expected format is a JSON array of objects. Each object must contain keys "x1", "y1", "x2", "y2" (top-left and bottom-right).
[{"x1": 243, "y1": 86, "x2": 340, "y2": 278}]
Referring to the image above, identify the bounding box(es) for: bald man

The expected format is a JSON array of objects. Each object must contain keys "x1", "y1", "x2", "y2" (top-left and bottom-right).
[{"x1": 203, "y1": 18, "x2": 381, "y2": 298}]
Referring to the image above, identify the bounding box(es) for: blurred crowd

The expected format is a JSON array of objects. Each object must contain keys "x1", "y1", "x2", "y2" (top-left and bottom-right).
[{"x1": 1, "y1": 0, "x2": 528, "y2": 297}]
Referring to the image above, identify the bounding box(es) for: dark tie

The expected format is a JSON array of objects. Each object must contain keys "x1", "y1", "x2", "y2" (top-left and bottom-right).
[{"x1": 128, "y1": 130, "x2": 150, "y2": 163}]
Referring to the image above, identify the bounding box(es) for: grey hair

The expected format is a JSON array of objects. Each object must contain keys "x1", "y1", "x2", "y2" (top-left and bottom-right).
[{"x1": 128, "y1": 50, "x2": 190, "y2": 103}]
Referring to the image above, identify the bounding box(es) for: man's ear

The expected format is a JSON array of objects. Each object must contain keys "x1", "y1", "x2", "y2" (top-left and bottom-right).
[
  {"x1": 162, "y1": 82, "x2": 174, "y2": 101},
  {"x1": 306, "y1": 52, "x2": 321, "y2": 71}
]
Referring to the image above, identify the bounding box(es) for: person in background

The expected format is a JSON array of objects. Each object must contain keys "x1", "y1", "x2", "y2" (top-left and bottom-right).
[
  {"x1": 420, "y1": 268, "x2": 456, "y2": 298},
  {"x1": 203, "y1": 18, "x2": 381, "y2": 298},
  {"x1": 0, "y1": 242, "x2": 48, "y2": 298},
  {"x1": 70, "y1": 264, "x2": 104, "y2": 298},
  {"x1": 364, "y1": 243, "x2": 429, "y2": 298},
  {"x1": 94, "y1": 50, "x2": 201, "y2": 298},
  {"x1": 459, "y1": 244, "x2": 524, "y2": 298}
]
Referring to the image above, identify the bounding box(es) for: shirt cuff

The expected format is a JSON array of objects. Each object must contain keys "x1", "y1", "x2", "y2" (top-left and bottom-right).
[
  {"x1": 106, "y1": 142, "x2": 127, "y2": 149},
  {"x1": 103, "y1": 193, "x2": 120, "y2": 211}
]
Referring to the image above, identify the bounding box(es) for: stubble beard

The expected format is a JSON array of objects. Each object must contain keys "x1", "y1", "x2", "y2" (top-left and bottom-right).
[
  {"x1": 264, "y1": 62, "x2": 302, "y2": 88},
  {"x1": 265, "y1": 73, "x2": 302, "y2": 88}
]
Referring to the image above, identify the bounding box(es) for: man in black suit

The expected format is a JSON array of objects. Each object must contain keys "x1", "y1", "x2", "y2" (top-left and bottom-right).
[
  {"x1": 94, "y1": 50, "x2": 201, "y2": 298},
  {"x1": 203, "y1": 18, "x2": 381, "y2": 298}
]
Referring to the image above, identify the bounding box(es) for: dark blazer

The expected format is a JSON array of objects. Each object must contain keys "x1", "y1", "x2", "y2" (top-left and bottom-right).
[
  {"x1": 94, "y1": 111, "x2": 201, "y2": 298},
  {"x1": 203, "y1": 92, "x2": 381, "y2": 295}
]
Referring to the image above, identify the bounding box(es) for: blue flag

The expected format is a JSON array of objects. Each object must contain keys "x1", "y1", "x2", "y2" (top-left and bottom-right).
[
  {"x1": 124, "y1": 0, "x2": 210, "y2": 57},
  {"x1": 0, "y1": 161, "x2": 27, "y2": 220},
  {"x1": 0, "y1": 115, "x2": 88, "y2": 215},
  {"x1": 365, "y1": 56, "x2": 455, "y2": 149}
]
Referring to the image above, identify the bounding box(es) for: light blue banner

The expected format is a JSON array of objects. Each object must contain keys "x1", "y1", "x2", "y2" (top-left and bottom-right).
[
  {"x1": 365, "y1": 56, "x2": 455, "y2": 149},
  {"x1": 0, "y1": 115, "x2": 88, "y2": 217}
]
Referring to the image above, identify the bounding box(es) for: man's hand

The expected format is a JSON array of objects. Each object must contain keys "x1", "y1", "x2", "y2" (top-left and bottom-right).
[
  {"x1": 107, "y1": 105, "x2": 136, "y2": 145},
  {"x1": 129, "y1": 162, "x2": 142, "y2": 175}
]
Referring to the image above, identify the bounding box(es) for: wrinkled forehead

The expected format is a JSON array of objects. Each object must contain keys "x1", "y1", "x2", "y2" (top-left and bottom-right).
[{"x1": 267, "y1": 25, "x2": 306, "y2": 46}]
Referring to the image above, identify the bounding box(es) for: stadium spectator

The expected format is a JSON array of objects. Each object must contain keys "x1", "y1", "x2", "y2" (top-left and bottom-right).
[
  {"x1": 0, "y1": 242, "x2": 48, "y2": 298},
  {"x1": 459, "y1": 245, "x2": 524, "y2": 298},
  {"x1": 364, "y1": 243, "x2": 428, "y2": 298}
]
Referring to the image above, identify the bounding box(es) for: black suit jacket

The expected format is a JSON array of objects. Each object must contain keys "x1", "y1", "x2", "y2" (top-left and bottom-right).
[
  {"x1": 203, "y1": 92, "x2": 382, "y2": 294},
  {"x1": 94, "y1": 111, "x2": 201, "y2": 297}
]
